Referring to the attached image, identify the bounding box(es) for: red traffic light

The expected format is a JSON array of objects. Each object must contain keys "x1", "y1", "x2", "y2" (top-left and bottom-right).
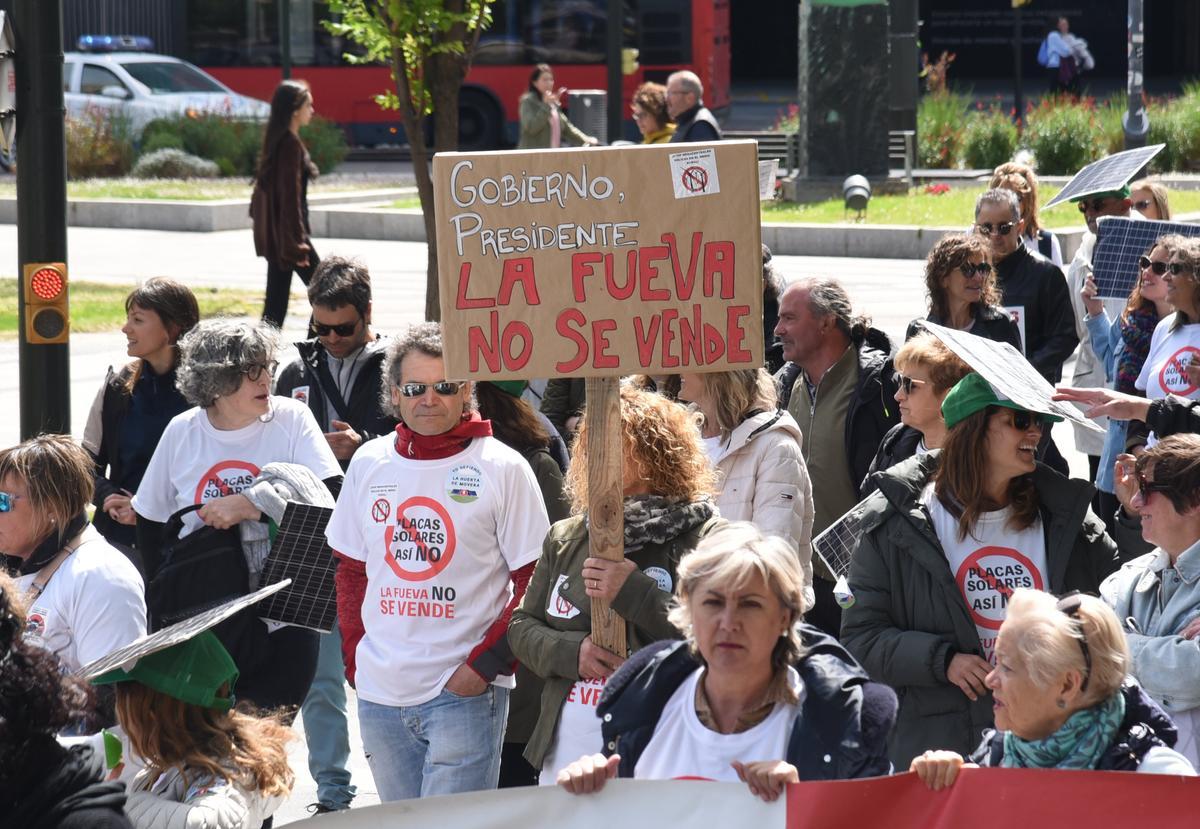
[
  {"x1": 30, "y1": 267, "x2": 66, "y2": 300},
  {"x1": 22, "y1": 262, "x2": 69, "y2": 345}
]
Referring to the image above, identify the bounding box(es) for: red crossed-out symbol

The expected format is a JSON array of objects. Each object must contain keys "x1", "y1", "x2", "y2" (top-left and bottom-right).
[
  {"x1": 1160, "y1": 346, "x2": 1200, "y2": 396},
  {"x1": 681, "y1": 165, "x2": 708, "y2": 193},
  {"x1": 384, "y1": 496, "x2": 457, "y2": 581},
  {"x1": 371, "y1": 498, "x2": 390, "y2": 523}
]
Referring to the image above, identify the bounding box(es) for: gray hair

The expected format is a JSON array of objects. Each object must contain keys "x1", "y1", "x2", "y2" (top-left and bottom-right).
[
  {"x1": 379, "y1": 322, "x2": 476, "y2": 419},
  {"x1": 790, "y1": 276, "x2": 871, "y2": 341},
  {"x1": 668, "y1": 70, "x2": 703, "y2": 99},
  {"x1": 668, "y1": 522, "x2": 809, "y2": 678},
  {"x1": 975, "y1": 187, "x2": 1021, "y2": 223},
  {"x1": 176, "y1": 318, "x2": 280, "y2": 408}
]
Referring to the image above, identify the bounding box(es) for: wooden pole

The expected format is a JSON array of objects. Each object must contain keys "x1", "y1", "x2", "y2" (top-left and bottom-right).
[{"x1": 585, "y1": 376, "x2": 627, "y2": 656}]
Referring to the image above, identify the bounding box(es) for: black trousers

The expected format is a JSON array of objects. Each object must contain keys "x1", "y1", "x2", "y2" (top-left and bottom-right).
[
  {"x1": 236, "y1": 624, "x2": 320, "y2": 719},
  {"x1": 263, "y1": 246, "x2": 319, "y2": 328}
]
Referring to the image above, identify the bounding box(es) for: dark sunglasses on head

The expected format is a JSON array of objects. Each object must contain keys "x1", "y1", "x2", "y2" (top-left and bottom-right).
[
  {"x1": 1133, "y1": 198, "x2": 1153, "y2": 212},
  {"x1": 1138, "y1": 255, "x2": 1169, "y2": 276},
  {"x1": 400, "y1": 381, "x2": 465, "y2": 398},
  {"x1": 1056, "y1": 591, "x2": 1092, "y2": 693},
  {"x1": 1169, "y1": 262, "x2": 1197, "y2": 276},
  {"x1": 960, "y1": 261, "x2": 994, "y2": 278},
  {"x1": 312, "y1": 319, "x2": 360, "y2": 337},
  {"x1": 976, "y1": 222, "x2": 1014, "y2": 237},
  {"x1": 0, "y1": 491, "x2": 22, "y2": 512},
  {"x1": 893, "y1": 372, "x2": 928, "y2": 396},
  {"x1": 1006, "y1": 409, "x2": 1052, "y2": 430},
  {"x1": 242, "y1": 361, "x2": 278, "y2": 382},
  {"x1": 1136, "y1": 472, "x2": 1173, "y2": 501},
  {"x1": 1077, "y1": 197, "x2": 1117, "y2": 213}
]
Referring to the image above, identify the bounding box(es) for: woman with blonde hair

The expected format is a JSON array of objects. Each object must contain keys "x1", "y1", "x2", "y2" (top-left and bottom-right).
[
  {"x1": 94, "y1": 631, "x2": 294, "y2": 827},
  {"x1": 908, "y1": 233, "x2": 1021, "y2": 350},
  {"x1": 678, "y1": 367, "x2": 813, "y2": 604},
  {"x1": 911, "y1": 589, "x2": 1193, "y2": 787},
  {"x1": 509, "y1": 385, "x2": 722, "y2": 783},
  {"x1": 990, "y1": 162, "x2": 1062, "y2": 266},
  {"x1": 1130, "y1": 178, "x2": 1171, "y2": 221}
]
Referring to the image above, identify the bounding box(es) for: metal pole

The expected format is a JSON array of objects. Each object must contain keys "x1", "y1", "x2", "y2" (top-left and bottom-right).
[
  {"x1": 14, "y1": 0, "x2": 70, "y2": 439},
  {"x1": 605, "y1": 0, "x2": 622, "y2": 143},
  {"x1": 1013, "y1": 6, "x2": 1024, "y2": 127},
  {"x1": 1124, "y1": 0, "x2": 1148, "y2": 149},
  {"x1": 279, "y1": 0, "x2": 292, "y2": 80}
]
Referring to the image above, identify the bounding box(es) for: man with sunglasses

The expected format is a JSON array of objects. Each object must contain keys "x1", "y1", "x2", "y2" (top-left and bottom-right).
[{"x1": 274, "y1": 255, "x2": 397, "y2": 814}]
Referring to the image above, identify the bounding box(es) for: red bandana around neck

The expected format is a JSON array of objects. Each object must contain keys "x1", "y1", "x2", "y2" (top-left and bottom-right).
[{"x1": 395, "y1": 411, "x2": 493, "y2": 460}]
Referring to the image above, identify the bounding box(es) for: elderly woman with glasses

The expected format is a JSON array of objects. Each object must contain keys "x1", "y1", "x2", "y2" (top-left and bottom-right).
[
  {"x1": 907, "y1": 233, "x2": 1021, "y2": 351},
  {"x1": 842, "y1": 372, "x2": 1119, "y2": 769},
  {"x1": 911, "y1": 588, "x2": 1194, "y2": 788},
  {"x1": 133, "y1": 318, "x2": 341, "y2": 710}
]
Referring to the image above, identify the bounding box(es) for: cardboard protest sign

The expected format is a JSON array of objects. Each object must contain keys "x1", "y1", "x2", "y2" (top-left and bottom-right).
[{"x1": 433, "y1": 141, "x2": 764, "y2": 380}]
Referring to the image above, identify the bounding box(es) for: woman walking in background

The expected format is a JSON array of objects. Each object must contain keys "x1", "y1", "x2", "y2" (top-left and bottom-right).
[
  {"x1": 517, "y1": 64, "x2": 598, "y2": 150},
  {"x1": 252, "y1": 79, "x2": 320, "y2": 327}
]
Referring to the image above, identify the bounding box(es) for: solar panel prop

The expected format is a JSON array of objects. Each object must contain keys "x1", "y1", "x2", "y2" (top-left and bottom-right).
[
  {"x1": 811, "y1": 499, "x2": 871, "y2": 610},
  {"x1": 258, "y1": 502, "x2": 338, "y2": 633},
  {"x1": 1042, "y1": 145, "x2": 1164, "y2": 209},
  {"x1": 920, "y1": 322, "x2": 1104, "y2": 433},
  {"x1": 78, "y1": 580, "x2": 290, "y2": 680},
  {"x1": 1092, "y1": 216, "x2": 1200, "y2": 299}
]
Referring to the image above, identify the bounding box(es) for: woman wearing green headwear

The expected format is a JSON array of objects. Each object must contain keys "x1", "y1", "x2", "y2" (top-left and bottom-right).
[{"x1": 93, "y1": 632, "x2": 294, "y2": 829}]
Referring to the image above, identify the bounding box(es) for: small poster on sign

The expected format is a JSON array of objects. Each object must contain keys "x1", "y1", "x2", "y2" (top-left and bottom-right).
[{"x1": 668, "y1": 147, "x2": 721, "y2": 199}]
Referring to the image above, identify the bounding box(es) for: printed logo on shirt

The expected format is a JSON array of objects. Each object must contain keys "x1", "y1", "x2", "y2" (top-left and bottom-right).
[
  {"x1": 384, "y1": 496, "x2": 457, "y2": 581},
  {"x1": 547, "y1": 573, "x2": 582, "y2": 619},
  {"x1": 644, "y1": 566, "x2": 673, "y2": 593},
  {"x1": 291, "y1": 385, "x2": 310, "y2": 405},
  {"x1": 1004, "y1": 305, "x2": 1026, "y2": 356},
  {"x1": 956, "y1": 546, "x2": 1045, "y2": 631},
  {"x1": 1159, "y1": 346, "x2": 1200, "y2": 396},
  {"x1": 371, "y1": 498, "x2": 391, "y2": 523},
  {"x1": 193, "y1": 459, "x2": 262, "y2": 503},
  {"x1": 25, "y1": 609, "x2": 46, "y2": 639},
  {"x1": 446, "y1": 464, "x2": 483, "y2": 504},
  {"x1": 564, "y1": 676, "x2": 607, "y2": 708}
]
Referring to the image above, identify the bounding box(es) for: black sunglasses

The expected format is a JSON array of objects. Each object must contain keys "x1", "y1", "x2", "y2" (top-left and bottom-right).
[
  {"x1": 999, "y1": 408, "x2": 1051, "y2": 431},
  {"x1": 400, "y1": 381, "x2": 465, "y2": 398},
  {"x1": 960, "y1": 261, "x2": 994, "y2": 278},
  {"x1": 1138, "y1": 255, "x2": 1169, "y2": 276},
  {"x1": 312, "y1": 319, "x2": 360, "y2": 337},
  {"x1": 1169, "y1": 262, "x2": 1197, "y2": 276},
  {"x1": 893, "y1": 372, "x2": 928, "y2": 396},
  {"x1": 976, "y1": 222, "x2": 1015, "y2": 237},
  {"x1": 1136, "y1": 472, "x2": 1173, "y2": 501},
  {"x1": 1077, "y1": 197, "x2": 1118, "y2": 213},
  {"x1": 241, "y1": 361, "x2": 278, "y2": 382},
  {"x1": 1056, "y1": 592, "x2": 1092, "y2": 693}
]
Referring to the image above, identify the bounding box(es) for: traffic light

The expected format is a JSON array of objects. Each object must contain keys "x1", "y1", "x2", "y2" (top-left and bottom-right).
[
  {"x1": 621, "y1": 47, "x2": 639, "y2": 76},
  {"x1": 23, "y1": 261, "x2": 68, "y2": 344}
]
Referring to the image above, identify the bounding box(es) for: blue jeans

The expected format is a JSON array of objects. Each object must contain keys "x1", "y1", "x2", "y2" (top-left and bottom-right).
[
  {"x1": 358, "y1": 685, "x2": 509, "y2": 801},
  {"x1": 299, "y1": 620, "x2": 356, "y2": 809}
]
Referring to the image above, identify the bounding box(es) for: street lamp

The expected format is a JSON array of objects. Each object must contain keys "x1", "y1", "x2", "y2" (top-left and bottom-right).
[{"x1": 843, "y1": 175, "x2": 871, "y2": 221}]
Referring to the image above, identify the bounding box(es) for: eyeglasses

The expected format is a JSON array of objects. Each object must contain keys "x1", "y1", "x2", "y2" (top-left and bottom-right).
[
  {"x1": 1004, "y1": 409, "x2": 1052, "y2": 431},
  {"x1": 1138, "y1": 255, "x2": 1169, "y2": 276},
  {"x1": 893, "y1": 372, "x2": 928, "y2": 396},
  {"x1": 242, "y1": 361, "x2": 278, "y2": 381},
  {"x1": 1133, "y1": 199, "x2": 1153, "y2": 212},
  {"x1": 400, "y1": 381, "x2": 465, "y2": 398},
  {"x1": 1056, "y1": 591, "x2": 1092, "y2": 693},
  {"x1": 975, "y1": 222, "x2": 1015, "y2": 237},
  {"x1": 1076, "y1": 197, "x2": 1117, "y2": 213},
  {"x1": 312, "y1": 319, "x2": 360, "y2": 338},
  {"x1": 1169, "y1": 262, "x2": 1197, "y2": 276},
  {"x1": 960, "y1": 261, "x2": 994, "y2": 278},
  {"x1": 1136, "y1": 473, "x2": 1173, "y2": 501},
  {"x1": 631, "y1": 108, "x2": 649, "y2": 119},
  {"x1": 0, "y1": 491, "x2": 22, "y2": 512}
]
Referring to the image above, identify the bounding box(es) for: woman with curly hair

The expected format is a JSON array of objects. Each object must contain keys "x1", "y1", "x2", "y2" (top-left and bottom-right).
[
  {"x1": 907, "y1": 233, "x2": 1022, "y2": 350},
  {"x1": 93, "y1": 631, "x2": 293, "y2": 828},
  {"x1": 990, "y1": 162, "x2": 1062, "y2": 266},
  {"x1": 509, "y1": 385, "x2": 722, "y2": 783},
  {"x1": 632, "y1": 82, "x2": 674, "y2": 144}
]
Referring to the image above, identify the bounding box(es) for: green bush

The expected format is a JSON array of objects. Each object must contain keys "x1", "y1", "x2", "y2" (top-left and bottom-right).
[
  {"x1": 1095, "y1": 95, "x2": 1127, "y2": 156},
  {"x1": 1147, "y1": 101, "x2": 1182, "y2": 173},
  {"x1": 300, "y1": 116, "x2": 349, "y2": 174},
  {"x1": 961, "y1": 108, "x2": 1018, "y2": 169},
  {"x1": 137, "y1": 113, "x2": 347, "y2": 176},
  {"x1": 131, "y1": 148, "x2": 221, "y2": 179},
  {"x1": 1023, "y1": 97, "x2": 1103, "y2": 175},
  {"x1": 917, "y1": 92, "x2": 970, "y2": 168},
  {"x1": 66, "y1": 108, "x2": 135, "y2": 179}
]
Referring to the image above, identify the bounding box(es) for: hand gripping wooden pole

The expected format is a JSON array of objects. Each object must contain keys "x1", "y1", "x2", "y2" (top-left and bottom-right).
[{"x1": 585, "y1": 377, "x2": 627, "y2": 656}]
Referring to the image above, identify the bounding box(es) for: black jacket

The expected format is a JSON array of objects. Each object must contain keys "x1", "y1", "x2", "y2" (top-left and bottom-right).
[
  {"x1": 776, "y1": 326, "x2": 900, "y2": 496},
  {"x1": 860, "y1": 422, "x2": 923, "y2": 497},
  {"x1": 1, "y1": 741, "x2": 132, "y2": 829},
  {"x1": 598, "y1": 629, "x2": 896, "y2": 781},
  {"x1": 274, "y1": 336, "x2": 397, "y2": 470},
  {"x1": 906, "y1": 303, "x2": 1023, "y2": 352},
  {"x1": 669, "y1": 103, "x2": 722, "y2": 143},
  {"x1": 994, "y1": 244, "x2": 1078, "y2": 383},
  {"x1": 972, "y1": 683, "x2": 1178, "y2": 771}
]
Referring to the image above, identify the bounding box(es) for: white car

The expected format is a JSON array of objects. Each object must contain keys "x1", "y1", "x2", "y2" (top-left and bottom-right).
[{"x1": 64, "y1": 51, "x2": 271, "y2": 135}]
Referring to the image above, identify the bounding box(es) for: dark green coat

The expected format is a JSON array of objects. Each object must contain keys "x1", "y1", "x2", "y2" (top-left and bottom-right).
[{"x1": 840, "y1": 452, "x2": 1119, "y2": 769}]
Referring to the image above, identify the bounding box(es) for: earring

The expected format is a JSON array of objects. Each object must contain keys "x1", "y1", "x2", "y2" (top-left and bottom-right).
[{"x1": 1056, "y1": 698, "x2": 1066, "y2": 709}]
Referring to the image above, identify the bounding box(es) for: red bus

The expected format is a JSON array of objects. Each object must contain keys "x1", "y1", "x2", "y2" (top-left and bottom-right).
[{"x1": 179, "y1": 0, "x2": 730, "y2": 149}]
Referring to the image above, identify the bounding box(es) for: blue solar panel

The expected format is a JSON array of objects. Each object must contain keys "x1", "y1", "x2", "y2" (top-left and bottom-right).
[
  {"x1": 1092, "y1": 216, "x2": 1200, "y2": 299},
  {"x1": 1043, "y1": 145, "x2": 1164, "y2": 209},
  {"x1": 258, "y1": 502, "x2": 338, "y2": 633}
]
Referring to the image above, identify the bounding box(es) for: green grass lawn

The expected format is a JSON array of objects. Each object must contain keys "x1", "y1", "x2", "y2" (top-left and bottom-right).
[
  {"x1": 0, "y1": 279, "x2": 265, "y2": 337},
  {"x1": 0, "y1": 179, "x2": 398, "y2": 201}
]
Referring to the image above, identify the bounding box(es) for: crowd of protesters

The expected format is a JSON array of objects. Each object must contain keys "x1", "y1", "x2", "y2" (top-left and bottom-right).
[{"x1": 10, "y1": 108, "x2": 1200, "y2": 828}]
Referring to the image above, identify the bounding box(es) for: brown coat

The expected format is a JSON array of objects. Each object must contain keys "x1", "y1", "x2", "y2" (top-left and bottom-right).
[{"x1": 250, "y1": 131, "x2": 316, "y2": 268}]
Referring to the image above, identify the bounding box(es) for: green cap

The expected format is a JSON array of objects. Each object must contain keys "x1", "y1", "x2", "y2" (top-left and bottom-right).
[
  {"x1": 92, "y1": 631, "x2": 238, "y2": 711},
  {"x1": 487, "y1": 380, "x2": 527, "y2": 398},
  {"x1": 1070, "y1": 185, "x2": 1130, "y2": 202},
  {"x1": 941, "y1": 372, "x2": 1064, "y2": 430}
]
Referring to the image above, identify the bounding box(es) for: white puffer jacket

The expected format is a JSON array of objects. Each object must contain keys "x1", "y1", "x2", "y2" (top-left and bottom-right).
[
  {"x1": 123, "y1": 765, "x2": 284, "y2": 829},
  {"x1": 710, "y1": 409, "x2": 815, "y2": 607}
]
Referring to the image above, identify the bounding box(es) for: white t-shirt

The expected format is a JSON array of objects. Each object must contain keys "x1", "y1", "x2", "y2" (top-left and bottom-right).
[
  {"x1": 923, "y1": 484, "x2": 1048, "y2": 664},
  {"x1": 132, "y1": 397, "x2": 341, "y2": 534},
  {"x1": 538, "y1": 676, "x2": 608, "y2": 785},
  {"x1": 1137, "y1": 318, "x2": 1200, "y2": 444},
  {"x1": 15, "y1": 525, "x2": 146, "y2": 674},
  {"x1": 634, "y1": 666, "x2": 803, "y2": 781},
  {"x1": 325, "y1": 434, "x2": 549, "y2": 707}
]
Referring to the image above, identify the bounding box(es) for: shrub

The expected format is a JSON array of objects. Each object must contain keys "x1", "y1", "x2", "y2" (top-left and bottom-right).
[
  {"x1": 1023, "y1": 97, "x2": 1103, "y2": 175},
  {"x1": 961, "y1": 108, "x2": 1018, "y2": 169},
  {"x1": 918, "y1": 91, "x2": 970, "y2": 169},
  {"x1": 131, "y1": 148, "x2": 221, "y2": 179},
  {"x1": 1095, "y1": 95, "x2": 1127, "y2": 156},
  {"x1": 65, "y1": 107, "x2": 135, "y2": 179},
  {"x1": 299, "y1": 116, "x2": 349, "y2": 174}
]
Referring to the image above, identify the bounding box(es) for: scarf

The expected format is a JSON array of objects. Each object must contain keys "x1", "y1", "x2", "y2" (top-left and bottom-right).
[
  {"x1": 1002, "y1": 691, "x2": 1125, "y2": 770},
  {"x1": 1116, "y1": 306, "x2": 1159, "y2": 394},
  {"x1": 17, "y1": 512, "x2": 89, "y2": 576},
  {"x1": 619, "y1": 494, "x2": 716, "y2": 552},
  {"x1": 394, "y1": 412, "x2": 493, "y2": 460}
]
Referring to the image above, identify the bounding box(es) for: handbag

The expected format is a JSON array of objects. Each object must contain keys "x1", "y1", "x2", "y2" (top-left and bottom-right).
[{"x1": 146, "y1": 504, "x2": 270, "y2": 673}]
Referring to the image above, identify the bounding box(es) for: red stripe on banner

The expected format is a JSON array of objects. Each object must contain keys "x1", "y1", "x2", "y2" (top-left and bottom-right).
[{"x1": 786, "y1": 769, "x2": 1199, "y2": 828}]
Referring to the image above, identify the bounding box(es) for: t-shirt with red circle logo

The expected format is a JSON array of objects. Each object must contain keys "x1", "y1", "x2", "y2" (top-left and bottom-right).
[
  {"x1": 1137, "y1": 317, "x2": 1200, "y2": 445},
  {"x1": 133, "y1": 397, "x2": 341, "y2": 535},
  {"x1": 922, "y1": 485, "x2": 1047, "y2": 664},
  {"x1": 325, "y1": 433, "x2": 549, "y2": 708}
]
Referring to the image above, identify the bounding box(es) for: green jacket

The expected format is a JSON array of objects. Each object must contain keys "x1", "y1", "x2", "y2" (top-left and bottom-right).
[
  {"x1": 840, "y1": 452, "x2": 1119, "y2": 769},
  {"x1": 517, "y1": 91, "x2": 592, "y2": 149},
  {"x1": 508, "y1": 512, "x2": 722, "y2": 768}
]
